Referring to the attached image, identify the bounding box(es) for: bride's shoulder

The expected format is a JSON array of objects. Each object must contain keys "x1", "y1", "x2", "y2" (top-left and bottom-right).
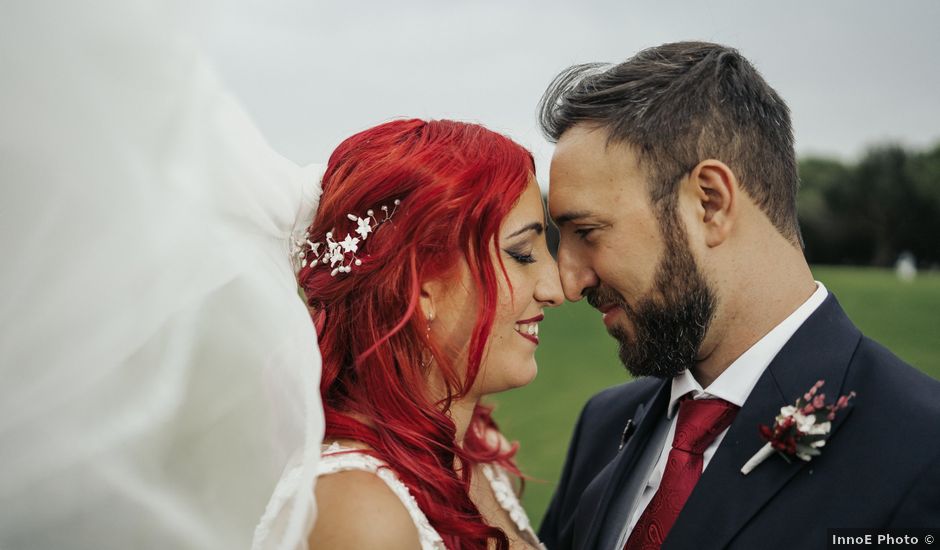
[{"x1": 309, "y1": 461, "x2": 421, "y2": 550}]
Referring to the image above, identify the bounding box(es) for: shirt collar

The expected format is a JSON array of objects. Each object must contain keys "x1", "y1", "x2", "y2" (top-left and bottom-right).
[{"x1": 667, "y1": 281, "x2": 829, "y2": 418}]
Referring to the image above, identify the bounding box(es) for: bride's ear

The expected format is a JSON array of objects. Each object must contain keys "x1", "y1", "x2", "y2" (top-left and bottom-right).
[{"x1": 419, "y1": 281, "x2": 438, "y2": 323}]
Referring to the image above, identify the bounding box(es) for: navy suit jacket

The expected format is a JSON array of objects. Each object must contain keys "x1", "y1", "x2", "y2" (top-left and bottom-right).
[{"x1": 539, "y1": 295, "x2": 940, "y2": 549}]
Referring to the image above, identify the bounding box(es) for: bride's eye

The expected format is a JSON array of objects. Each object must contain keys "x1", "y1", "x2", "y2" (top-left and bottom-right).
[{"x1": 505, "y1": 248, "x2": 536, "y2": 265}]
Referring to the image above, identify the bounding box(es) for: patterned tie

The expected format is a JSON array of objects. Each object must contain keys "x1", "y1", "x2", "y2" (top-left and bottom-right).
[{"x1": 624, "y1": 395, "x2": 740, "y2": 550}]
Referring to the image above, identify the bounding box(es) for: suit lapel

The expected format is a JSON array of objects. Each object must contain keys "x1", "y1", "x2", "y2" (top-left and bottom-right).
[
  {"x1": 664, "y1": 295, "x2": 862, "y2": 549},
  {"x1": 574, "y1": 379, "x2": 670, "y2": 550}
]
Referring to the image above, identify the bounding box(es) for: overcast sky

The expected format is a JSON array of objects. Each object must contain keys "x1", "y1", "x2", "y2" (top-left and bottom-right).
[{"x1": 199, "y1": 0, "x2": 940, "y2": 189}]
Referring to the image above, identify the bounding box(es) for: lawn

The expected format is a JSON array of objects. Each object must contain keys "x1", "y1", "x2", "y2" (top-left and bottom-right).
[{"x1": 489, "y1": 266, "x2": 940, "y2": 528}]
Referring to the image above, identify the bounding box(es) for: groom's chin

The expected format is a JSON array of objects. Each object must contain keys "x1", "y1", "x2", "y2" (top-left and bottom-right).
[
  {"x1": 621, "y1": 357, "x2": 688, "y2": 380},
  {"x1": 615, "y1": 333, "x2": 691, "y2": 380}
]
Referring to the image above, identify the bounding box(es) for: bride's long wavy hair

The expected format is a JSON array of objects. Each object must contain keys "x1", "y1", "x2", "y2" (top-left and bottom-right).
[{"x1": 298, "y1": 119, "x2": 533, "y2": 549}]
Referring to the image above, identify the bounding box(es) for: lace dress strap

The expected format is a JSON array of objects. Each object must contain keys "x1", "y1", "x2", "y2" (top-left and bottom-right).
[
  {"x1": 480, "y1": 464, "x2": 547, "y2": 550},
  {"x1": 316, "y1": 443, "x2": 446, "y2": 550}
]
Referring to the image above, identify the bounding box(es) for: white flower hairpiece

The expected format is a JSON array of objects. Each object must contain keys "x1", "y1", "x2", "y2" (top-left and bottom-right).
[{"x1": 293, "y1": 199, "x2": 401, "y2": 276}]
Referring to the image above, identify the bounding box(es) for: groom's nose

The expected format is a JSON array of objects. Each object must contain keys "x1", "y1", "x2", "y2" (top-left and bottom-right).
[{"x1": 556, "y1": 244, "x2": 598, "y2": 302}]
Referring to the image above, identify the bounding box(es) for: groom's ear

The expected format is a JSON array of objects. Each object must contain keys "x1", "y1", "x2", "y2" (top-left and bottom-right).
[{"x1": 685, "y1": 159, "x2": 737, "y2": 248}]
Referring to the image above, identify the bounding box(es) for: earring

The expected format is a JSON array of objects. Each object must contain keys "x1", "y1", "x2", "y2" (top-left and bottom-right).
[{"x1": 421, "y1": 314, "x2": 433, "y2": 368}]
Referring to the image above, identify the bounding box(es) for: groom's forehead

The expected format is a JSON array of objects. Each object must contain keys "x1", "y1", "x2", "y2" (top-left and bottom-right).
[
  {"x1": 550, "y1": 127, "x2": 646, "y2": 187},
  {"x1": 548, "y1": 180, "x2": 636, "y2": 225},
  {"x1": 548, "y1": 137, "x2": 648, "y2": 221}
]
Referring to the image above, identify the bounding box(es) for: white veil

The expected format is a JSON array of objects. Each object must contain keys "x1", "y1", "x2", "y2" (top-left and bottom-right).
[{"x1": 0, "y1": 2, "x2": 323, "y2": 549}]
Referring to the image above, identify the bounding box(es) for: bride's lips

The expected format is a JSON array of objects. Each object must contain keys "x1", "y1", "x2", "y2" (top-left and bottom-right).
[{"x1": 515, "y1": 314, "x2": 543, "y2": 345}]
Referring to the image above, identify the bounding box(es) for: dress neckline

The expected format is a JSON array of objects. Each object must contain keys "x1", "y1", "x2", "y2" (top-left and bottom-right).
[{"x1": 319, "y1": 441, "x2": 543, "y2": 548}]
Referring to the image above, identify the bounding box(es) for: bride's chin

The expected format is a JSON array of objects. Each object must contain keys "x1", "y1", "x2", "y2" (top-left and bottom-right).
[
  {"x1": 517, "y1": 369, "x2": 538, "y2": 389},
  {"x1": 502, "y1": 361, "x2": 539, "y2": 392},
  {"x1": 475, "y1": 360, "x2": 538, "y2": 396}
]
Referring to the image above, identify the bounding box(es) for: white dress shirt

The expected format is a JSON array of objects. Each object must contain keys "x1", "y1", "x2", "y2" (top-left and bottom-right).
[{"x1": 622, "y1": 281, "x2": 830, "y2": 539}]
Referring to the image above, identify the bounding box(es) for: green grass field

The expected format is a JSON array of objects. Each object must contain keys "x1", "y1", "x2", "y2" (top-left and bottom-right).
[{"x1": 489, "y1": 266, "x2": 940, "y2": 527}]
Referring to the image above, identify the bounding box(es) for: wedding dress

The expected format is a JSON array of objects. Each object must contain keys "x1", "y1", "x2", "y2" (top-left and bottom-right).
[
  {"x1": 317, "y1": 443, "x2": 546, "y2": 549},
  {"x1": 1, "y1": 3, "x2": 324, "y2": 549}
]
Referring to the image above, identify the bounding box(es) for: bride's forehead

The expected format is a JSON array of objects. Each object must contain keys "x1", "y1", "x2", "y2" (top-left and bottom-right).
[{"x1": 503, "y1": 180, "x2": 543, "y2": 216}]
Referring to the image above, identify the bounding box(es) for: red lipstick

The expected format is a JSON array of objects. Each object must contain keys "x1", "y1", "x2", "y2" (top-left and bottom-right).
[
  {"x1": 518, "y1": 332, "x2": 539, "y2": 345},
  {"x1": 515, "y1": 314, "x2": 543, "y2": 345},
  {"x1": 517, "y1": 314, "x2": 544, "y2": 324}
]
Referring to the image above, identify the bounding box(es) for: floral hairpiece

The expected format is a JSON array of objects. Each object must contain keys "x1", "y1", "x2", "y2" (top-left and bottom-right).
[{"x1": 294, "y1": 199, "x2": 401, "y2": 276}]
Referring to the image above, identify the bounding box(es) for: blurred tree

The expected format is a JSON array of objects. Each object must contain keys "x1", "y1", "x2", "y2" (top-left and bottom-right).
[
  {"x1": 848, "y1": 145, "x2": 912, "y2": 265},
  {"x1": 798, "y1": 157, "x2": 857, "y2": 264},
  {"x1": 798, "y1": 142, "x2": 940, "y2": 267},
  {"x1": 905, "y1": 143, "x2": 940, "y2": 265}
]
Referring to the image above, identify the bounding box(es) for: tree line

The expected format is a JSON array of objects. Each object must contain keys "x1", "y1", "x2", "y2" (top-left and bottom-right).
[{"x1": 799, "y1": 142, "x2": 940, "y2": 267}]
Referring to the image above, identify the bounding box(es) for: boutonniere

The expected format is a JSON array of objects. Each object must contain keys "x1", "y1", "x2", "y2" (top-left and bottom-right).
[{"x1": 741, "y1": 380, "x2": 855, "y2": 475}]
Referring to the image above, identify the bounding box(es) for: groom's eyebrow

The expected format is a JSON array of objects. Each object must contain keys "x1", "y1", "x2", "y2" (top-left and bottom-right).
[{"x1": 552, "y1": 210, "x2": 592, "y2": 227}]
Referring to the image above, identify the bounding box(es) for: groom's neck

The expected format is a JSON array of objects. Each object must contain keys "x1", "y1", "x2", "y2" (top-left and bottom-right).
[{"x1": 692, "y1": 232, "x2": 816, "y2": 389}]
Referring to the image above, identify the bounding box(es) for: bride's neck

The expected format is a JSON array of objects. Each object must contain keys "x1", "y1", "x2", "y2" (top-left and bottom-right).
[{"x1": 451, "y1": 396, "x2": 479, "y2": 446}]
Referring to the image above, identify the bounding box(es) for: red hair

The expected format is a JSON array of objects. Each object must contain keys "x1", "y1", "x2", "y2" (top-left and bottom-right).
[{"x1": 298, "y1": 119, "x2": 534, "y2": 549}]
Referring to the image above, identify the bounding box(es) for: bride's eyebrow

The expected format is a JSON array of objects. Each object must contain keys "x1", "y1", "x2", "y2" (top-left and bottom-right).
[{"x1": 507, "y1": 222, "x2": 544, "y2": 239}]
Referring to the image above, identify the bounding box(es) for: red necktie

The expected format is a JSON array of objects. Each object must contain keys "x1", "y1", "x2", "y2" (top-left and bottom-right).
[{"x1": 624, "y1": 396, "x2": 739, "y2": 550}]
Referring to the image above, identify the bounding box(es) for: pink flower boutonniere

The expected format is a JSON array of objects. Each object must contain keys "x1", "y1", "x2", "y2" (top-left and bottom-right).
[{"x1": 741, "y1": 380, "x2": 855, "y2": 475}]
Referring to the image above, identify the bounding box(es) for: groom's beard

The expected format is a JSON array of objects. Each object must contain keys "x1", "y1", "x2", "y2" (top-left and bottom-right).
[{"x1": 587, "y1": 229, "x2": 717, "y2": 379}]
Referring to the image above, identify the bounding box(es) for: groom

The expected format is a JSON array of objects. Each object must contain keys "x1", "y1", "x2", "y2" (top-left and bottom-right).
[{"x1": 538, "y1": 42, "x2": 940, "y2": 549}]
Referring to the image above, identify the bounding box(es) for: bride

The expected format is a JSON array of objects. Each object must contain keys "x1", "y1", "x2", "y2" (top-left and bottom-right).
[
  {"x1": 1, "y1": 5, "x2": 559, "y2": 548},
  {"x1": 302, "y1": 119, "x2": 562, "y2": 549}
]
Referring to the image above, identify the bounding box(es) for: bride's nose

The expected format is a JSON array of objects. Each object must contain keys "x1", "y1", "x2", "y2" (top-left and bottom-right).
[{"x1": 535, "y1": 260, "x2": 564, "y2": 307}]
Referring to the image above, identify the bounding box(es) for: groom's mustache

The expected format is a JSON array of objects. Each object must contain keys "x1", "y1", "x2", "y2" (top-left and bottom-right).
[{"x1": 584, "y1": 285, "x2": 627, "y2": 312}]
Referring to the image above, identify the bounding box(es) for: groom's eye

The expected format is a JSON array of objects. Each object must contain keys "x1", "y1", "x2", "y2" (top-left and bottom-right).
[{"x1": 574, "y1": 227, "x2": 596, "y2": 240}]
